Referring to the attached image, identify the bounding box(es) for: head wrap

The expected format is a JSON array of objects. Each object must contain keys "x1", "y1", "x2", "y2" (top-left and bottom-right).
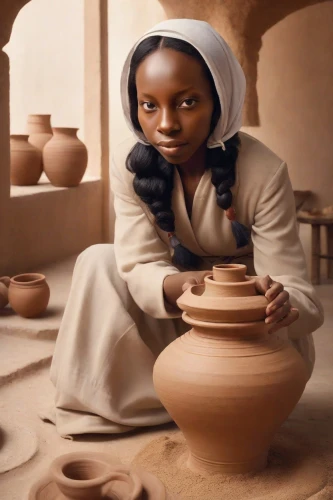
[
  {"x1": 120, "y1": 18, "x2": 246, "y2": 150},
  {"x1": 121, "y1": 19, "x2": 249, "y2": 257}
]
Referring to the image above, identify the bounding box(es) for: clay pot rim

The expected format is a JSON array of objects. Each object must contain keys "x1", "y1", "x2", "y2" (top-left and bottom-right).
[
  {"x1": 204, "y1": 275, "x2": 256, "y2": 288},
  {"x1": 51, "y1": 127, "x2": 79, "y2": 133},
  {"x1": 176, "y1": 286, "x2": 267, "y2": 323},
  {"x1": 187, "y1": 284, "x2": 266, "y2": 304},
  {"x1": 52, "y1": 452, "x2": 124, "y2": 488},
  {"x1": 182, "y1": 312, "x2": 269, "y2": 332},
  {"x1": 10, "y1": 273, "x2": 46, "y2": 285},
  {"x1": 213, "y1": 264, "x2": 247, "y2": 270}
]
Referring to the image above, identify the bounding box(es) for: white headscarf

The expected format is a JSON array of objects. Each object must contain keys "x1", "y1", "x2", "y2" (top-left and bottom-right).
[{"x1": 120, "y1": 18, "x2": 246, "y2": 150}]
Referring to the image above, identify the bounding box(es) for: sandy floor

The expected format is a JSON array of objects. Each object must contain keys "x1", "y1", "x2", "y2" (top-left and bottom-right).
[{"x1": 0, "y1": 285, "x2": 332, "y2": 499}]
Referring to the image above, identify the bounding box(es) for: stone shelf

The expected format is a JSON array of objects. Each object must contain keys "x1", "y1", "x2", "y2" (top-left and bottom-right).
[{"x1": 10, "y1": 173, "x2": 100, "y2": 197}]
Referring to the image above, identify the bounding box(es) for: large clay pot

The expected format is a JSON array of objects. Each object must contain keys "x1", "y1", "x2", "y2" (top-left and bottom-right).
[
  {"x1": 8, "y1": 273, "x2": 50, "y2": 318},
  {"x1": 27, "y1": 114, "x2": 53, "y2": 167},
  {"x1": 10, "y1": 135, "x2": 42, "y2": 186},
  {"x1": 28, "y1": 452, "x2": 173, "y2": 499},
  {"x1": 153, "y1": 264, "x2": 308, "y2": 475},
  {"x1": 0, "y1": 277, "x2": 10, "y2": 309},
  {"x1": 43, "y1": 127, "x2": 88, "y2": 187}
]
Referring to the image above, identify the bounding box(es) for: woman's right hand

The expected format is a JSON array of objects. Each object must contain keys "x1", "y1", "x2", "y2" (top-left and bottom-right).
[{"x1": 163, "y1": 270, "x2": 211, "y2": 308}]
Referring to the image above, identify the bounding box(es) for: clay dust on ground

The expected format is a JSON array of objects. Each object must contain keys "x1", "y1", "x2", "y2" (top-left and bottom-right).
[{"x1": 133, "y1": 423, "x2": 332, "y2": 500}]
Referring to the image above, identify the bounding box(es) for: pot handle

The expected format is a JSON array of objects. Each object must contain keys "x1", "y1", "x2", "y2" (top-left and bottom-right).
[
  {"x1": 0, "y1": 276, "x2": 10, "y2": 287},
  {"x1": 102, "y1": 471, "x2": 143, "y2": 499}
]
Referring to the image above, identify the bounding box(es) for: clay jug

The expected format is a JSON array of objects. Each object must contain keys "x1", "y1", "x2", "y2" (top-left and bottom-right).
[
  {"x1": 28, "y1": 451, "x2": 172, "y2": 499},
  {"x1": 43, "y1": 127, "x2": 88, "y2": 187},
  {"x1": 8, "y1": 273, "x2": 50, "y2": 318},
  {"x1": 27, "y1": 114, "x2": 53, "y2": 167},
  {"x1": 0, "y1": 277, "x2": 10, "y2": 309},
  {"x1": 153, "y1": 264, "x2": 308, "y2": 475},
  {"x1": 10, "y1": 135, "x2": 42, "y2": 185}
]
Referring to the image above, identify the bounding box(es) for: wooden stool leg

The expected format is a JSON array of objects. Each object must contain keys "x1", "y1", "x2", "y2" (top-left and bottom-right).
[
  {"x1": 311, "y1": 225, "x2": 321, "y2": 284},
  {"x1": 326, "y1": 225, "x2": 333, "y2": 279}
]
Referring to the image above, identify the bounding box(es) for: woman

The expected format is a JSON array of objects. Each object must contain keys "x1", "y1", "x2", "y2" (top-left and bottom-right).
[{"x1": 47, "y1": 19, "x2": 324, "y2": 438}]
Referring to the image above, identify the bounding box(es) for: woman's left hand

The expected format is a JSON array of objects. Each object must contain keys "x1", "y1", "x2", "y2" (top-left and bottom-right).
[{"x1": 253, "y1": 275, "x2": 299, "y2": 334}]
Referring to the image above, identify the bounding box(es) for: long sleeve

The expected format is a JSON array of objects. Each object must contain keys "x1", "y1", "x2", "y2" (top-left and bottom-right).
[
  {"x1": 251, "y1": 161, "x2": 324, "y2": 340},
  {"x1": 110, "y1": 154, "x2": 181, "y2": 319}
]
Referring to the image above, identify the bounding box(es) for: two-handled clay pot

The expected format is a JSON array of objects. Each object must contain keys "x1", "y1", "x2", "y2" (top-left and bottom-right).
[
  {"x1": 0, "y1": 276, "x2": 10, "y2": 309},
  {"x1": 28, "y1": 452, "x2": 173, "y2": 499},
  {"x1": 153, "y1": 264, "x2": 308, "y2": 475},
  {"x1": 8, "y1": 273, "x2": 50, "y2": 318}
]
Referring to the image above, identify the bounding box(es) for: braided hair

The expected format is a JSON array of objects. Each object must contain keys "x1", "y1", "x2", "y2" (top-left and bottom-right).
[{"x1": 126, "y1": 36, "x2": 249, "y2": 269}]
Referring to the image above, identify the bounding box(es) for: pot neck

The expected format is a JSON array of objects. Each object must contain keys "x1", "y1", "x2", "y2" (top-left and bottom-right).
[
  {"x1": 52, "y1": 127, "x2": 78, "y2": 137},
  {"x1": 27, "y1": 115, "x2": 52, "y2": 134}
]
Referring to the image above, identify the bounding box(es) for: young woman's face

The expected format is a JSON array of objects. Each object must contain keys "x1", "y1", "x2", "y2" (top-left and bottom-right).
[{"x1": 135, "y1": 48, "x2": 215, "y2": 165}]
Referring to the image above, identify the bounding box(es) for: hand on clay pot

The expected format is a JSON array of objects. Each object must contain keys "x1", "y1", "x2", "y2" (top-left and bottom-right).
[
  {"x1": 181, "y1": 270, "x2": 212, "y2": 292},
  {"x1": 253, "y1": 275, "x2": 299, "y2": 334},
  {"x1": 163, "y1": 270, "x2": 211, "y2": 308}
]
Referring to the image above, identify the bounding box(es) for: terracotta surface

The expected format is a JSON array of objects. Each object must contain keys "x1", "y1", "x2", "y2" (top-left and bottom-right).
[
  {"x1": 27, "y1": 114, "x2": 53, "y2": 168},
  {"x1": 29, "y1": 451, "x2": 173, "y2": 500},
  {"x1": 43, "y1": 127, "x2": 88, "y2": 188},
  {"x1": 8, "y1": 273, "x2": 50, "y2": 318},
  {"x1": 10, "y1": 134, "x2": 42, "y2": 186},
  {"x1": 154, "y1": 264, "x2": 308, "y2": 474},
  {"x1": 0, "y1": 276, "x2": 10, "y2": 309}
]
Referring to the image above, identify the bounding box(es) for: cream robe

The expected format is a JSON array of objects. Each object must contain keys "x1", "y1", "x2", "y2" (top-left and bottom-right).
[{"x1": 47, "y1": 132, "x2": 324, "y2": 438}]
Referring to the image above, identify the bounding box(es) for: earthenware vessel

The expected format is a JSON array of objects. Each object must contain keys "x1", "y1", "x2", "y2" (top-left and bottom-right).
[
  {"x1": 153, "y1": 264, "x2": 308, "y2": 475},
  {"x1": 0, "y1": 277, "x2": 10, "y2": 309},
  {"x1": 43, "y1": 127, "x2": 88, "y2": 187},
  {"x1": 28, "y1": 451, "x2": 173, "y2": 499},
  {"x1": 10, "y1": 135, "x2": 42, "y2": 185},
  {"x1": 8, "y1": 273, "x2": 50, "y2": 318},
  {"x1": 27, "y1": 114, "x2": 53, "y2": 167}
]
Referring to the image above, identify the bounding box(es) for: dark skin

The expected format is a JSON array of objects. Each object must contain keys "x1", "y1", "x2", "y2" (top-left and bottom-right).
[
  {"x1": 136, "y1": 48, "x2": 298, "y2": 333},
  {"x1": 136, "y1": 49, "x2": 213, "y2": 217}
]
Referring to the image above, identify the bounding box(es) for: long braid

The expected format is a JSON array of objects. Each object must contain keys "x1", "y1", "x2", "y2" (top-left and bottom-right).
[
  {"x1": 208, "y1": 133, "x2": 250, "y2": 248},
  {"x1": 127, "y1": 144, "x2": 174, "y2": 232},
  {"x1": 126, "y1": 143, "x2": 202, "y2": 269}
]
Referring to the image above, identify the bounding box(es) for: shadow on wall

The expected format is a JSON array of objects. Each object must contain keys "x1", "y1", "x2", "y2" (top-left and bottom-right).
[{"x1": 158, "y1": 0, "x2": 332, "y2": 126}]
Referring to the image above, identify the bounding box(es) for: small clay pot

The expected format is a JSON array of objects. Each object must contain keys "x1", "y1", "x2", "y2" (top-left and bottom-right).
[
  {"x1": 8, "y1": 273, "x2": 50, "y2": 318},
  {"x1": 28, "y1": 452, "x2": 172, "y2": 499},
  {"x1": 212, "y1": 263, "x2": 247, "y2": 282},
  {"x1": 52, "y1": 453, "x2": 118, "y2": 500},
  {"x1": 43, "y1": 127, "x2": 88, "y2": 187},
  {"x1": 10, "y1": 135, "x2": 42, "y2": 186},
  {"x1": 0, "y1": 277, "x2": 10, "y2": 309},
  {"x1": 27, "y1": 114, "x2": 53, "y2": 167}
]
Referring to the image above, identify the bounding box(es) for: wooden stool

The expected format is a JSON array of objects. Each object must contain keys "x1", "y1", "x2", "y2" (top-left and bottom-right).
[{"x1": 297, "y1": 211, "x2": 333, "y2": 285}]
